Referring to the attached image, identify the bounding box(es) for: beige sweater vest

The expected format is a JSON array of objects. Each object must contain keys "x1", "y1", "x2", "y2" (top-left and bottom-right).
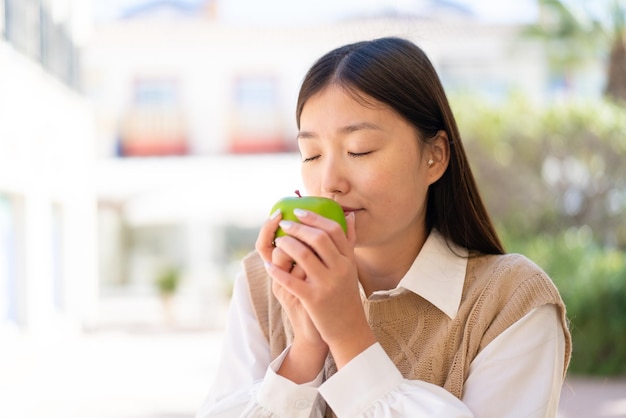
[{"x1": 242, "y1": 250, "x2": 572, "y2": 415}]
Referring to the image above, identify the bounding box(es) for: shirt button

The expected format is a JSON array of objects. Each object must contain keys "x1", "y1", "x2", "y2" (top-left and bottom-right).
[{"x1": 295, "y1": 399, "x2": 310, "y2": 409}]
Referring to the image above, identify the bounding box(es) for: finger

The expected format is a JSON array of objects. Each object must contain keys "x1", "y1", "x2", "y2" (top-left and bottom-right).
[
  {"x1": 271, "y1": 277, "x2": 289, "y2": 304},
  {"x1": 271, "y1": 242, "x2": 296, "y2": 273},
  {"x1": 293, "y1": 210, "x2": 353, "y2": 257},
  {"x1": 273, "y1": 238, "x2": 307, "y2": 279},
  {"x1": 255, "y1": 209, "x2": 282, "y2": 263},
  {"x1": 266, "y1": 261, "x2": 309, "y2": 299},
  {"x1": 278, "y1": 215, "x2": 349, "y2": 265},
  {"x1": 273, "y1": 231, "x2": 325, "y2": 273},
  {"x1": 290, "y1": 263, "x2": 306, "y2": 280},
  {"x1": 271, "y1": 277, "x2": 300, "y2": 313}
]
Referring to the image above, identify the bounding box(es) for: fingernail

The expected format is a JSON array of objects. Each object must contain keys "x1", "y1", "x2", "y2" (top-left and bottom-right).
[
  {"x1": 279, "y1": 220, "x2": 294, "y2": 230},
  {"x1": 264, "y1": 261, "x2": 272, "y2": 270},
  {"x1": 269, "y1": 209, "x2": 281, "y2": 220},
  {"x1": 274, "y1": 237, "x2": 282, "y2": 245},
  {"x1": 293, "y1": 208, "x2": 307, "y2": 218}
]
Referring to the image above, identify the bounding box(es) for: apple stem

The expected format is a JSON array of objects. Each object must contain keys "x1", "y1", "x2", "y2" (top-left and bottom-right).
[{"x1": 295, "y1": 190, "x2": 302, "y2": 198}]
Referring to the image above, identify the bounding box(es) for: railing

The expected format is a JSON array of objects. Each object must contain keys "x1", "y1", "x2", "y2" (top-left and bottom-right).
[{"x1": 2, "y1": 0, "x2": 80, "y2": 90}]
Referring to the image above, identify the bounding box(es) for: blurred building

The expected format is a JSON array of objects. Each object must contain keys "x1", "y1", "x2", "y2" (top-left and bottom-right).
[
  {"x1": 0, "y1": 0, "x2": 555, "y2": 335},
  {"x1": 87, "y1": 1, "x2": 548, "y2": 159},
  {"x1": 0, "y1": 0, "x2": 97, "y2": 338},
  {"x1": 82, "y1": 0, "x2": 555, "y2": 329}
]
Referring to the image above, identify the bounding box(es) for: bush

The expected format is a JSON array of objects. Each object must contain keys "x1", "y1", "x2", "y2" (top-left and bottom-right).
[
  {"x1": 502, "y1": 229, "x2": 626, "y2": 376},
  {"x1": 452, "y1": 94, "x2": 626, "y2": 248},
  {"x1": 155, "y1": 266, "x2": 181, "y2": 296},
  {"x1": 450, "y1": 94, "x2": 626, "y2": 376}
]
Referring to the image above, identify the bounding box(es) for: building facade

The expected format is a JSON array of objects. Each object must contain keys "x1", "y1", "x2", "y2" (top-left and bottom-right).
[
  {"x1": 1, "y1": 0, "x2": 556, "y2": 334},
  {"x1": 84, "y1": 1, "x2": 552, "y2": 329},
  {"x1": 0, "y1": 0, "x2": 97, "y2": 337}
]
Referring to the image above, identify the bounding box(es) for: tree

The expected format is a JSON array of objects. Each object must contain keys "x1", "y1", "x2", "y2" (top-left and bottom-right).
[
  {"x1": 525, "y1": 0, "x2": 626, "y2": 103},
  {"x1": 452, "y1": 92, "x2": 626, "y2": 249},
  {"x1": 604, "y1": 0, "x2": 626, "y2": 101}
]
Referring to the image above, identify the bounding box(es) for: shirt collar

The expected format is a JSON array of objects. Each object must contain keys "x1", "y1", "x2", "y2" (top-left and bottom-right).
[{"x1": 368, "y1": 229, "x2": 468, "y2": 320}]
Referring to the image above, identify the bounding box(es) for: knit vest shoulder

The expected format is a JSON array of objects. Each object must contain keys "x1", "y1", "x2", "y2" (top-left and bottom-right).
[{"x1": 242, "y1": 250, "x2": 571, "y2": 403}]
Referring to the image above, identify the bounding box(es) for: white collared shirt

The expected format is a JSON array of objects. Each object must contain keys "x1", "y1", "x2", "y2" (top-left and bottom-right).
[{"x1": 196, "y1": 231, "x2": 566, "y2": 418}]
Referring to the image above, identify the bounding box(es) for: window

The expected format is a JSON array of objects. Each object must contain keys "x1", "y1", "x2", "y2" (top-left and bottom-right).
[
  {"x1": 119, "y1": 77, "x2": 188, "y2": 157},
  {"x1": 229, "y1": 75, "x2": 290, "y2": 153}
]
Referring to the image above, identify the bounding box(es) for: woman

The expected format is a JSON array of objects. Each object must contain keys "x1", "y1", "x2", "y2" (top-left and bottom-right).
[{"x1": 197, "y1": 37, "x2": 571, "y2": 418}]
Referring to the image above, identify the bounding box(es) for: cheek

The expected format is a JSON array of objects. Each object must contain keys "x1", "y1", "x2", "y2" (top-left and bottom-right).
[
  {"x1": 372, "y1": 154, "x2": 421, "y2": 193},
  {"x1": 372, "y1": 155, "x2": 428, "y2": 209}
]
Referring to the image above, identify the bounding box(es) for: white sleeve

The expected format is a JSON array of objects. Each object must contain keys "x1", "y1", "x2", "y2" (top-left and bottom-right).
[
  {"x1": 195, "y1": 269, "x2": 271, "y2": 417},
  {"x1": 462, "y1": 304, "x2": 566, "y2": 417},
  {"x1": 195, "y1": 269, "x2": 326, "y2": 418},
  {"x1": 319, "y1": 343, "x2": 473, "y2": 417},
  {"x1": 319, "y1": 304, "x2": 565, "y2": 418},
  {"x1": 242, "y1": 347, "x2": 325, "y2": 418}
]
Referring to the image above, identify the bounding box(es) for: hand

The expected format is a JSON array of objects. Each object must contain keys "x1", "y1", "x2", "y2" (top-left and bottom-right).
[
  {"x1": 255, "y1": 209, "x2": 282, "y2": 265},
  {"x1": 255, "y1": 209, "x2": 328, "y2": 382},
  {"x1": 255, "y1": 209, "x2": 316, "y2": 338},
  {"x1": 270, "y1": 241, "x2": 327, "y2": 348},
  {"x1": 267, "y1": 210, "x2": 377, "y2": 369}
]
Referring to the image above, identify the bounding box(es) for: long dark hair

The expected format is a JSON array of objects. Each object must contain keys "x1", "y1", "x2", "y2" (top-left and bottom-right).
[{"x1": 296, "y1": 37, "x2": 505, "y2": 255}]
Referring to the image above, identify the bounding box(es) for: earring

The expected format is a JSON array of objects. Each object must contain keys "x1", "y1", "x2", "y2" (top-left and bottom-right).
[{"x1": 428, "y1": 159, "x2": 434, "y2": 166}]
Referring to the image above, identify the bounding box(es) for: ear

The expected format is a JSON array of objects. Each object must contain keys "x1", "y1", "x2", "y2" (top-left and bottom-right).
[{"x1": 427, "y1": 130, "x2": 450, "y2": 186}]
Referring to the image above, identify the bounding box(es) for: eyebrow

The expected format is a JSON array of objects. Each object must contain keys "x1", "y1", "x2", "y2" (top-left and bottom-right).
[{"x1": 297, "y1": 122, "x2": 383, "y2": 140}]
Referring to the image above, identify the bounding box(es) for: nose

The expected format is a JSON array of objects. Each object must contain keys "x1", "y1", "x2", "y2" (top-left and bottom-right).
[{"x1": 320, "y1": 155, "x2": 349, "y2": 196}]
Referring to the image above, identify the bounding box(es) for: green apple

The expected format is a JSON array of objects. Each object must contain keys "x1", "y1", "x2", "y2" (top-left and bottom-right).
[{"x1": 270, "y1": 190, "x2": 347, "y2": 237}]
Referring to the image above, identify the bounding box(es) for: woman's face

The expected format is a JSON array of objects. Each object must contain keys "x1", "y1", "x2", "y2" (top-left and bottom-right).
[{"x1": 298, "y1": 85, "x2": 437, "y2": 249}]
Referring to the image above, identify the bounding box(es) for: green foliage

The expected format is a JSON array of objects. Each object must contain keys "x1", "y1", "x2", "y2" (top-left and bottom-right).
[
  {"x1": 452, "y1": 93, "x2": 626, "y2": 375},
  {"x1": 155, "y1": 266, "x2": 181, "y2": 295},
  {"x1": 502, "y1": 230, "x2": 626, "y2": 376},
  {"x1": 523, "y1": 0, "x2": 605, "y2": 71},
  {"x1": 523, "y1": 0, "x2": 626, "y2": 102},
  {"x1": 453, "y1": 94, "x2": 626, "y2": 247}
]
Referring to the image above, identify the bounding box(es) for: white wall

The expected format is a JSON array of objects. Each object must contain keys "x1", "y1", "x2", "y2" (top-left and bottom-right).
[{"x1": 0, "y1": 42, "x2": 98, "y2": 336}]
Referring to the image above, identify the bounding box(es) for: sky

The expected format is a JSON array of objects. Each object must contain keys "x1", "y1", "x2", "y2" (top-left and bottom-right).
[{"x1": 93, "y1": 0, "x2": 539, "y2": 25}]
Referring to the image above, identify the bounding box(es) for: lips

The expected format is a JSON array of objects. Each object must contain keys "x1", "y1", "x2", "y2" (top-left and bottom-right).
[{"x1": 341, "y1": 206, "x2": 361, "y2": 216}]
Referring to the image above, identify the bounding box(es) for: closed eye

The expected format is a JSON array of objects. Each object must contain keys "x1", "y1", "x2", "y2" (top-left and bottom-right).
[
  {"x1": 302, "y1": 151, "x2": 372, "y2": 162},
  {"x1": 348, "y1": 151, "x2": 372, "y2": 158},
  {"x1": 302, "y1": 155, "x2": 320, "y2": 163}
]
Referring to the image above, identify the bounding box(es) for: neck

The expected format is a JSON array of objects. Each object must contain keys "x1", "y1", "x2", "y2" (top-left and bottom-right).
[{"x1": 355, "y1": 229, "x2": 428, "y2": 296}]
